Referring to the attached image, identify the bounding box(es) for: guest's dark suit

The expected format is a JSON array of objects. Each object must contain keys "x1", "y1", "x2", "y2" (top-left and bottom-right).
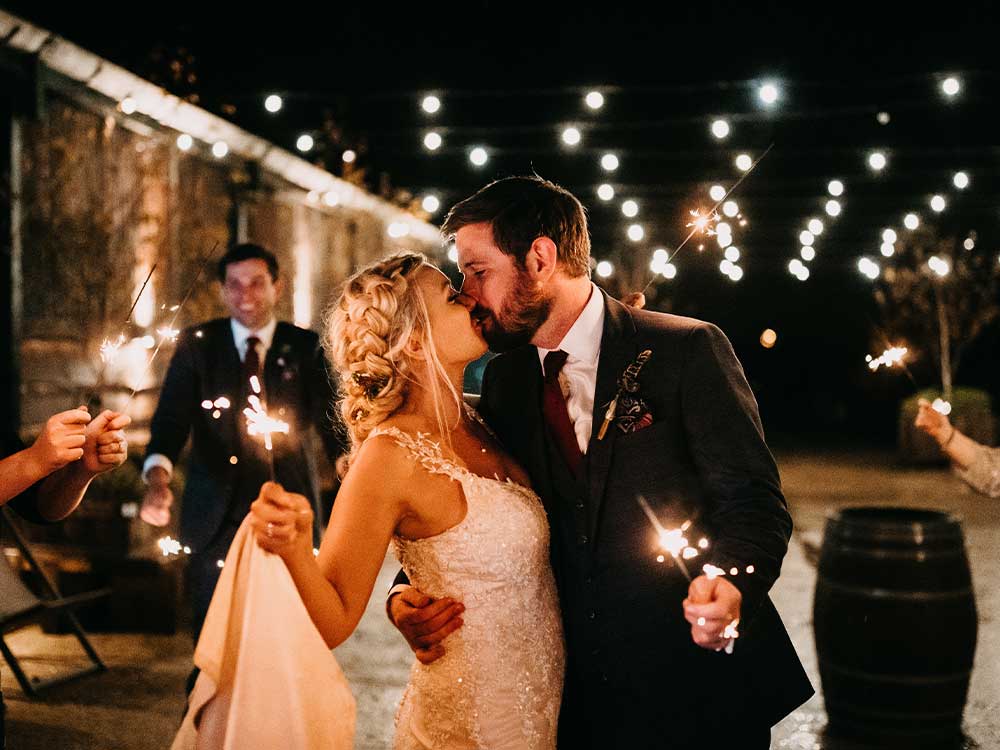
[
  {"x1": 145, "y1": 318, "x2": 345, "y2": 636},
  {"x1": 478, "y1": 293, "x2": 813, "y2": 748}
]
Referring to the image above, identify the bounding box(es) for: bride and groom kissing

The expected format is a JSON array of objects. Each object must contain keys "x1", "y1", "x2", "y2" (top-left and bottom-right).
[{"x1": 181, "y1": 175, "x2": 812, "y2": 749}]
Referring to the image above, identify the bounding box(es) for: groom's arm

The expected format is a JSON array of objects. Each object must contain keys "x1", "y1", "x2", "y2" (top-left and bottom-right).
[{"x1": 680, "y1": 322, "x2": 791, "y2": 630}]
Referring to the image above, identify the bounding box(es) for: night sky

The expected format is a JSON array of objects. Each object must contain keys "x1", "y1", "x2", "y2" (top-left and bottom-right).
[{"x1": 8, "y1": 2, "x2": 1000, "y2": 442}]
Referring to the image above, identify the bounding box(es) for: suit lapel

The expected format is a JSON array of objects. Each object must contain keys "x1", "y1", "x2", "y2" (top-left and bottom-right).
[{"x1": 586, "y1": 294, "x2": 638, "y2": 543}]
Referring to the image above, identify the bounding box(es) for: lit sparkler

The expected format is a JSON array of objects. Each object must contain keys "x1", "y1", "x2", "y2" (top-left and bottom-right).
[
  {"x1": 122, "y1": 242, "x2": 221, "y2": 411},
  {"x1": 866, "y1": 346, "x2": 908, "y2": 372},
  {"x1": 99, "y1": 333, "x2": 127, "y2": 364},
  {"x1": 243, "y1": 375, "x2": 290, "y2": 480},
  {"x1": 157, "y1": 326, "x2": 180, "y2": 344},
  {"x1": 637, "y1": 496, "x2": 701, "y2": 581},
  {"x1": 641, "y1": 144, "x2": 773, "y2": 295},
  {"x1": 685, "y1": 209, "x2": 721, "y2": 236},
  {"x1": 932, "y1": 398, "x2": 952, "y2": 416}
]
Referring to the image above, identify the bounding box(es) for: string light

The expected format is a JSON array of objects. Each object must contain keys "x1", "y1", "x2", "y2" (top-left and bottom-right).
[
  {"x1": 722, "y1": 201, "x2": 739, "y2": 218},
  {"x1": 469, "y1": 147, "x2": 488, "y2": 166},
  {"x1": 882, "y1": 228, "x2": 897, "y2": 244},
  {"x1": 709, "y1": 185, "x2": 727, "y2": 202},
  {"x1": 799, "y1": 230, "x2": 815, "y2": 247},
  {"x1": 421, "y1": 195, "x2": 440, "y2": 213},
  {"x1": 264, "y1": 94, "x2": 283, "y2": 113},
  {"x1": 120, "y1": 96, "x2": 137, "y2": 115},
  {"x1": 808, "y1": 218, "x2": 824, "y2": 236},
  {"x1": 858, "y1": 257, "x2": 881, "y2": 280},
  {"x1": 827, "y1": 180, "x2": 844, "y2": 197},
  {"x1": 825, "y1": 200, "x2": 842, "y2": 217},
  {"x1": 342, "y1": 149, "x2": 357, "y2": 164},
  {"x1": 735, "y1": 154, "x2": 753, "y2": 171},
  {"x1": 904, "y1": 213, "x2": 920, "y2": 230},
  {"x1": 212, "y1": 142, "x2": 228, "y2": 159},
  {"x1": 941, "y1": 77, "x2": 961, "y2": 98},
  {"x1": 621, "y1": 199, "x2": 639, "y2": 218},
  {"x1": 296, "y1": 134, "x2": 314, "y2": 152},
  {"x1": 627, "y1": 224, "x2": 645, "y2": 242},
  {"x1": 423, "y1": 131, "x2": 442, "y2": 151},
  {"x1": 561, "y1": 127, "x2": 582, "y2": 146},
  {"x1": 597, "y1": 184, "x2": 615, "y2": 201},
  {"x1": 881, "y1": 243, "x2": 895, "y2": 257},
  {"x1": 801, "y1": 246, "x2": 816, "y2": 261},
  {"x1": 930, "y1": 195, "x2": 946, "y2": 213},
  {"x1": 601, "y1": 153, "x2": 620, "y2": 171},
  {"x1": 711, "y1": 119, "x2": 730, "y2": 139},
  {"x1": 953, "y1": 171, "x2": 970, "y2": 189},
  {"x1": 421, "y1": 95, "x2": 441, "y2": 114},
  {"x1": 596, "y1": 260, "x2": 614, "y2": 278},
  {"x1": 868, "y1": 151, "x2": 887, "y2": 171},
  {"x1": 758, "y1": 82, "x2": 780, "y2": 105},
  {"x1": 176, "y1": 134, "x2": 193, "y2": 151},
  {"x1": 585, "y1": 91, "x2": 605, "y2": 110}
]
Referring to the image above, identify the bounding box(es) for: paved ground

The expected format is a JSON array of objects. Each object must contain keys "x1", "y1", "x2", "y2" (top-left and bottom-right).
[{"x1": 4, "y1": 450, "x2": 998, "y2": 748}]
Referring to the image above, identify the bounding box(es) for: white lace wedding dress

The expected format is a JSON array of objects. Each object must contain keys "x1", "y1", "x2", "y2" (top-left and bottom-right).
[{"x1": 371, "y1": 412, "x2": 564, "y2": 750}]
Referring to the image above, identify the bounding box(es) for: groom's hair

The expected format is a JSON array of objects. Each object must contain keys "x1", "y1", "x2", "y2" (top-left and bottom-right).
[
  {"x1": 217, "y1": 243, "x2": 280, "y2": 281},
  {"x1": 441, "y1": 175, "x2": 591, "y2": 278}
]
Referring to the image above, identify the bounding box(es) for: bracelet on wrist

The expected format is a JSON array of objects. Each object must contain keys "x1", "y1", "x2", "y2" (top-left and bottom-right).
[{"x1": 941, "y1": 425, "x2": 956, "y2": 449}]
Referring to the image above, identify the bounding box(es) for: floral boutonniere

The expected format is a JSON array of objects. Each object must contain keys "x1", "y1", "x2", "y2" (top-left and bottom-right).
[{"x1": 597, "y1": 349, "x2": 654, "y2": 439}]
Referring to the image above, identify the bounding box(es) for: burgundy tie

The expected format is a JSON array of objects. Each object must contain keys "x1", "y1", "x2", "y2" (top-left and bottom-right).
[
  {"x1": 542, "y1": 350, "x2": 583, "y2": 477},
  {"x1": 243, "y1": 336, "x2": 262, "y2": 384}
]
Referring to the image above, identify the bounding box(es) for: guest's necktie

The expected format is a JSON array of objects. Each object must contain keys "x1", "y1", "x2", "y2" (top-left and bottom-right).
[
  {"x1": 542, "y1": 350, "x2": 583, "y2": 477},
  {"x1": 243, "y1": 336, "x2": 262, "y2": 385}
]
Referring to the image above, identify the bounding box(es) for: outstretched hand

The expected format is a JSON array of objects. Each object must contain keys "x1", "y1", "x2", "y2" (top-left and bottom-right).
[
  {"x1": 389, "y1": 585, "x2": 464, "y2": 664},
  {"x1": 683, "y1": 574, "x2": 742, "y2": 651},
  {"x1": 915, "y1": 398, "x2": 951, "y2": 444}
]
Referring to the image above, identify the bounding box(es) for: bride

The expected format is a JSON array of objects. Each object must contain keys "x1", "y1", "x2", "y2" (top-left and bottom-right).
[{"x1": 250, "y1": 252, "x2": 564, "y2": 749}]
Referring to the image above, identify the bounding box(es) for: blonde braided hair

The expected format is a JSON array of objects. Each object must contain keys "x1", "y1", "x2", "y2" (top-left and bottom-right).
[{"x1": 326, "y1": 252, "x2": 461, "y2": 464}]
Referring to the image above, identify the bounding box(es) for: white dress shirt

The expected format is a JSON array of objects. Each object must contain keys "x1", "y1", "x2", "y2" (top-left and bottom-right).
[
  {"x1": 536, "y1": 284, "x2": 605, "y2": 454},
  {"x1": 142, "y1": 318, "x2": 277, "y2": 482}
]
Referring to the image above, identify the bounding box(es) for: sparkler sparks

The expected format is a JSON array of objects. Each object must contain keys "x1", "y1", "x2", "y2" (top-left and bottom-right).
[
  {"x1": 685, "y1": 209, "x2": 721, "y2": 236},
  {"x1": 932, "y1": 398, "x2": 953, "y2": 416},
  {"x1": 99, "y1": 334, "x2": 127, "y2": 364},
  {"x1": 157, "y1": 326, "x2": 180, "y2": 344},
  {"x1": 866, "y1": 346, "x2": 908, "y2": 372}
]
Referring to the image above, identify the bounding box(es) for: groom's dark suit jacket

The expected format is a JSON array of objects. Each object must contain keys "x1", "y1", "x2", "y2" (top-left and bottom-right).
[
  {"x1": 146, "y1": 318, "x2": 345, "y2": 554},
  {"x1": 478, "y1": 292, "x2": 813, "y2": 747}
]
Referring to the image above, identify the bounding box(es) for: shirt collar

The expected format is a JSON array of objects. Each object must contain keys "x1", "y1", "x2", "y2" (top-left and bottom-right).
[
  {"x1": 230, "y1": 317, "x2": 277, "y2": 351},
  {"x1": 537, "y1": 283, "x2": 605, "y2": 367}
]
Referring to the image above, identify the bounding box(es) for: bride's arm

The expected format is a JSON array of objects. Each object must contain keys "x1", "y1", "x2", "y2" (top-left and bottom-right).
[{"x1": 250, "y1": 438, "x2": 412, "y2": 649}]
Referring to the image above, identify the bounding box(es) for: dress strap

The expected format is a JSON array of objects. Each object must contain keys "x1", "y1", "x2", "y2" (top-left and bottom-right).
[
  {"x1": 463, "y1": 402, "x2": 500, "y2": 442},
  {"x1": 366, "y1": 426, "x2": 467, "y2": 482}
]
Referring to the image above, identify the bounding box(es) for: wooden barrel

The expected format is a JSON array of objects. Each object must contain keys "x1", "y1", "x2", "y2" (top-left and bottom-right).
[{"x1": 813, "y1": 507, "x2": 977, "y2": 746}]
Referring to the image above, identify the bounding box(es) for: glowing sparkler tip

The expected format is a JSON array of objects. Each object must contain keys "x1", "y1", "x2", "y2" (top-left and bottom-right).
[
  {"x1": 201, "y1": 400, "x2": 214, "y2": 409},
  {"x1": 868, "y1": 346, "x2": 908, "y2": 372},
  {"x1": 932, "y1": 398, "x2": 953, "y2": 416},
  {"x1": 703, "y1": 564, "x2": 726, "y2": 579},
  {"x1": 157, "y1": 536, "x2": 183, "y2": 557}
]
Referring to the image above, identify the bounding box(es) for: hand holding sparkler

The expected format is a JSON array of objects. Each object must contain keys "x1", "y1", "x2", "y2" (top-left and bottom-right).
[
  {"x1": 249, "y1": 481, "x2": 313, "y2": 560},
  {"x1": 79, "y1": 410, "x2": 131, "y2": 476},
  {"x1": 683, "y1": 574, "x2": 742, "y2": 653},
  {"x1": 915, "y1": 397, "x2": 953, "y2": 445}
]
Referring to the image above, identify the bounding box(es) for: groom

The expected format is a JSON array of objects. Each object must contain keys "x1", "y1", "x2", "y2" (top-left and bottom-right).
[{"x1": 389, "y1": 176, "x2": 812, "y2": 747}]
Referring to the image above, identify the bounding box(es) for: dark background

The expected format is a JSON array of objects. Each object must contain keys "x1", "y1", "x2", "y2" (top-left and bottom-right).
[{"x1": 7, "y1": 1, "x2": 1000, "y2": 445}]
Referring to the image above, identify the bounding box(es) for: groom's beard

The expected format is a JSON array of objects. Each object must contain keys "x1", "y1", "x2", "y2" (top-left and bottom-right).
[{"x1": 477, "y1": 272, "x2": 551, "y2": 353}]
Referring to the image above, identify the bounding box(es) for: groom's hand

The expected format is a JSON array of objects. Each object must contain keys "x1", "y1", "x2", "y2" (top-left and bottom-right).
[
  {"x1": 389, "y1": 586, "x2": 464, "y2": 664},
  {"x1": 683, "y1": 574, "x2": 742, "y2": 651}
]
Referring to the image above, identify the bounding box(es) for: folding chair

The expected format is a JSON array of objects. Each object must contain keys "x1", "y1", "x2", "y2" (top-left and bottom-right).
[{"x1": 0, "y1": 507, "x2": 110, "y2": 697}]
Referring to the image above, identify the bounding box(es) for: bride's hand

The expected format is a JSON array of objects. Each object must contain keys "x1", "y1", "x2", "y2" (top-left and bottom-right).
[{"x1": 250, "y1": 481, "x2": 314, "y2": 559}]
